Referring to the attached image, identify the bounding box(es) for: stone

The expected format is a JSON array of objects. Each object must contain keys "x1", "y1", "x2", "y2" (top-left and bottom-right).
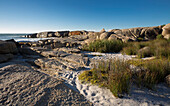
[
  {"x1": 0, "y1": 40, "x2": 18, "y2": 54},
  {"x1": 25, "y1": 33, "x2": 37, "y2": 38},
  {"x1": 62, "y1": 54, "x2": 89, "y2": 66},
  {"x1": 0, "y1": 54, "x2": 14, "y2": 63},
  {"x1": 5, "y1": 39, "x2": 20, "y2": 47},
  {"x1": 19, "y1": 46, "x2": 40, "y2": 55},
  {"x1": 69, "y1": 31, "x2": 83, "y2": 36},
  {"x1": 36, "y1": 32, "x2": 55, "y2": 38},
  {"x1": 58, "y1": 47, "x2": 80, "y2": 53},
  {"x1": 109, "y1": 25, "x2": 162, "y2": 41},
  {"x1": 84, "y1": 38, "x2": 96, "y2": 45},
  {"x1": 108, "y1": 34, "x2": 118, "y2": 40},
  {"x1": 100, "y1": 28, "x2": 106, "y2": 33},
  {"x1": 138, "y1": 46, "x2": 152, "y2": 57},
  {"x1": 55, "y1": 31, "x2": 69, "y2": 37},
  {"x1": 100, "y1": 32, "x2": 112, "y2": 40},
  {"x1": 165, "y1": 74, "x2": 170, "y2": 87},
  {"x1": 41, "y1": 50, "x2": 69, "y2": 57},
  {"x1": 69, "y1": 35, "x2": 89, "y2": 41},
  {"x1": 162, "y1": 23, "x2": 170, "y2": 39}
]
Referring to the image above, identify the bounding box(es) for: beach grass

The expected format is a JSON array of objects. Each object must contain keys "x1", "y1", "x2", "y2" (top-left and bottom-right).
[
  {"x1": 79, "y1": 59, "x2": 132, "y2": 98},
  {"x1": 82, "y1": 39, "x2": 124, "y2": 53}
]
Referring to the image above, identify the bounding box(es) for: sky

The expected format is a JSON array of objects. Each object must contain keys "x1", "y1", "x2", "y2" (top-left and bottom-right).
[{"x1": 0, "y1": 0, "x2": 170, "y2": 33}]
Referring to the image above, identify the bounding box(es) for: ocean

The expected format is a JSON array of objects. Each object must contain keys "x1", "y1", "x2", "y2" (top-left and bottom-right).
[{"x1": 0, "y1": 34, "x2": 50, "y2": 42}]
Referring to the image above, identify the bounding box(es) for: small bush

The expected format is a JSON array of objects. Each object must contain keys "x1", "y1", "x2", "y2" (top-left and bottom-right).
[
  {"x1": 82, "y1": 39, "x2": 124, "y2": 53},
  {"x1": 156, "y1": 34, "x2": 163, "y2": 39},
  {"x1": 79, "y1": 59, "x2": 132, "y2": 98},
  {"x1": 122, "y1": 42, "x2": 149, "y2": 55},
  {"x1": 129, "y1": 59, "x2": 170, "y2": 89},
  {"x1": 122, "y1": 39, "x2": 170, "y2": 59}
]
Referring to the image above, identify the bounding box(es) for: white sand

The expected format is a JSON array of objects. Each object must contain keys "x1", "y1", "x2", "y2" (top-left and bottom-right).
[{"x1": 57, "y1": 52, "x2": 170, "y2": 106}]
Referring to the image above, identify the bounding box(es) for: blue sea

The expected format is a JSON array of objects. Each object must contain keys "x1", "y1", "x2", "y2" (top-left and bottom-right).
[{"x1": 0, "y1": 34, "x2": 49, "y2": 42}]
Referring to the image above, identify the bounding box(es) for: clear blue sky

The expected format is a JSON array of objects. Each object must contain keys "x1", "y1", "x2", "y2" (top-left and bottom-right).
[{"x1": 0, "y1": 0, "x2": 170, "y2": 33}]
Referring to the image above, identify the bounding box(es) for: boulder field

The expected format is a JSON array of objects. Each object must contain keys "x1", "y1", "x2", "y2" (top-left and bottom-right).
[{"x1": 23, "y1": 24, "x2": 170, "y2": 43}]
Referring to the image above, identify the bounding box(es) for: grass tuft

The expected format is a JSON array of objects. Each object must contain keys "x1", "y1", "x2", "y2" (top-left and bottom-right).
[
  {"x1": 82, "y1": 39, "x2": 124, "y2": 53},
  {"x1": 79, "y1": 59, "x2": 132, "y2": 98}
]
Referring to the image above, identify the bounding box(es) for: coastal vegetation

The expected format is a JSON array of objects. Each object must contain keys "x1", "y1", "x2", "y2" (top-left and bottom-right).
[
  {"x1": 79, "y1": 59, "x2": 132, "y2": 98},
  {"x1": 82, "y1": 39, "x2": 124, "y2": 53},
  {"x1": 83, "y1": 37, "x2": 170, "y2": 59},
  {"x1": 79, "y1": 58, "x2": 170, "y2": 97},
  {"x1": 80, "y1": 37, "x2": 170, "y2": 97}
]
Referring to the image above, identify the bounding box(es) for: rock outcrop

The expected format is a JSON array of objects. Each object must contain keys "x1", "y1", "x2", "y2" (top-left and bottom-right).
[
  {"x1": 0, "y1": 40, "x2": 18, "y2": 63},
  {"x1": 162, "y1": 23, "x2": 170, "y2": 39},
  {"x1": 100, "y1": 28, "x2": 106, "y2": 33},
  {"x1": 55, "y1": 31, "x2": 69, "y2": 37},
  {"x1": 108, "y1": 25, "x2": 163, "y2": 41},
  {"x1": 69, "y1": 31, "x2": 83, "y2": 36},
  {"x1": 0, "y1": 40, "x2": 18, "y2": 54}
]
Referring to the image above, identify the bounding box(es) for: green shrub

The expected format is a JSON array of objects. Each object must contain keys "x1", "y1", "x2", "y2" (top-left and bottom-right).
[
  {"x1": 82, "y1": 39, "x2": 124, "y2": 53},
  {"x1": 122, "y1": 42, "x2": 149, "y2": 55},
  {"x1": 79, "y1": 59, "x2": 132, "y2": 98},
  {"x1": 156, "y1": 34, "x2": 163, "y2": 39},
  {"x1": 122, "y1": 39, "x2": 170, "y2": 59},
  {"x1": 129, "y1": 59, "x2": 170, "y2": 89}
]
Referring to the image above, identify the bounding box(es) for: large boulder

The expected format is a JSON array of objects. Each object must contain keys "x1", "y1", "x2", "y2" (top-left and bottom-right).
[
  {"x1": 55, "y1": 31, "x2": 69, "y2": 37},
  {"x1": 0, "y1": 40, "x2": 18, "y2": 54},
  {"x1": 25, "y1": 33, "x2": 37, "y2": 38},
  {"x1": 109, "y1": 25, "x2": 163, "y2": 41},
  {"x1": 108, "y1": 34, "x2": 118, "y2": 40},
  {"x1": 100, "y1": 28, "x2": 106, "y2": 33},
  {"x1": 69, "y1": 31, "x2": 83, "y2": 36},
  {"x1": 162, "y1": 23, "x2": 170, "y2": 39},
  {"x1": 0, "y1": 54, "x2": 14, "y2": 63},
  {"x1": 36, "y1": 32, "x2": 55, "y2": 38},
  {"x1": 100, "y1": 32, "x2": 112, "y2": 40}
]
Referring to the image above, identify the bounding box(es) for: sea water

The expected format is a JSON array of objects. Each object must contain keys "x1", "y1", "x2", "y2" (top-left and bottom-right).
[{"x1": 0, "y1": 34, "x2": 50, "y2": 42}]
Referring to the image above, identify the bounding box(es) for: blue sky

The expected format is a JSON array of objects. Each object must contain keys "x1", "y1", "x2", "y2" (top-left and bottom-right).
[{"x1": 0, "y1": 0, "x2": 170, "y2": 33}]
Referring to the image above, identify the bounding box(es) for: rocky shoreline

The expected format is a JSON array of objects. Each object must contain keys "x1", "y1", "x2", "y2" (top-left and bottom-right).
[{"x1": 0, "y1": 24, "x2": 170, "y2": 105}]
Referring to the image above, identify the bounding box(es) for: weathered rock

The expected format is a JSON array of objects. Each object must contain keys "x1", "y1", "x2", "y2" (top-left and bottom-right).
[
  {"x1": 69, "y1": 35, "x2": 89, "y2": 41},
  {"x1": 0, "y1": 54, "x2": 14, "y2": 63},
  {"x1": 88, "y1": 32, "x2": 101, "y2": 40},
  {"x1": 100, "y1": 32, "x2": 112, "y2": 40},
  {"x1": 162, "y1": 23, "x2": 170, "y2": 39},
  {"x1": 41, "y1": 50, "x2": 69, "y2": 57},
  {"x1": 35, "y1": 58, "x2": 65, "y2": 69},
  {"x1": 138, "y1": 46, "x2": 152, "y2": 57},
  {"x1": 109, "y1": 26, "x2": 162, "y2": 41},
  {"x1": 55, "y1": 31, "x2": 69, "y2": 37},
  {"x1": 84, "y1": 38, "x2": 96, "y2": 45},
  {"x1": 37, "y1": 32, "x2": 55, "y2": 38},
  {"x1": 19, "y1": 46, "x2": 40, "y2": 55},
  {"x1": 0, "y1": 64, "x2": 92, "y2": 105},
  {"x1": 62, "y1": 54, "x2": 89, "y2": 66},
  {"x1": 69, "y1": 31, "x2": 83, "y2": 36},
  {"x1": 165, "y1": 74, "x2": 170, "y2": 87},
  {"x1": 108, "y1": 34, "x2": 118, "y2": 40},
  {"x1": 58, "y1": 47, "x2": 81, "y2": 53},
  {"x1": 0, "y1": 40, "x2": 18, "y2": 54},
  {"x1": 6, "y1": 39, "x2": 20, "y2": 47},
  {"x1": 25, "y1": 33, "x2": 37, "y2": 38},
  {"x1": 34, "y1": 57, "x2": 84, "y2": 71},
  {"x1": 100, "y1": 28, "x2": 106, "y2": 33}
]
